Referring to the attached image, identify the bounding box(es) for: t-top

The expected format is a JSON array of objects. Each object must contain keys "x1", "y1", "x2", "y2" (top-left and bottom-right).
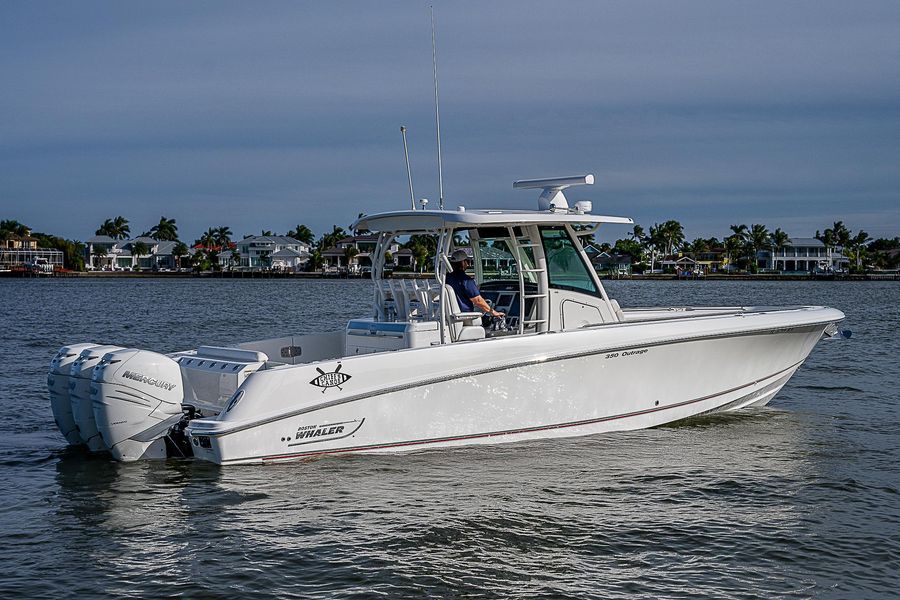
[{"x1": 445, "y1": 271, "x2": 480, "y2": 312}]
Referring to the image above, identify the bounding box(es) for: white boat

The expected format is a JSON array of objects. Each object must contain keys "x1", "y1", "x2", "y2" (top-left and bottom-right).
[{"x1": 48, "y1": 175, "x2": 845, "y2": 464}]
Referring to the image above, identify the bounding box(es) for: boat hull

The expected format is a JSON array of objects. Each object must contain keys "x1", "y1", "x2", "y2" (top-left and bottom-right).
[{"x1": 186, "y1": 306, "x2": 842, "y2": 465}]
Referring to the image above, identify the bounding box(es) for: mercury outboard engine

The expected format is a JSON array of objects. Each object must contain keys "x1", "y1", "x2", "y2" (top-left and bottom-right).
[
  {"x1": 91, "y1": 348, "x2": 185, "y2": 462},
  {"x1": 48, "y1": 343, "x2": 98, "y2": 446},
  {"x1": 69, "y1": 345, "x2": 124, "y2": 452}
]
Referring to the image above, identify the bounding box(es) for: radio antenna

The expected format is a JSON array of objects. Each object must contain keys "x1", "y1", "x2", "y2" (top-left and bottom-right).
[
  {"x1": 430, "y1": 6, "x2": 444, "y2": 210},
  {"x1": 400, "y1": 126, "x2": 416, "y2": 210}
]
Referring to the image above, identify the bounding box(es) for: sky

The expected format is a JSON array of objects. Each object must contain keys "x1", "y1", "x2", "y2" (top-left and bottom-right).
[{"x1": 1, "y1": 0, "x2": 899, "y2": 244}]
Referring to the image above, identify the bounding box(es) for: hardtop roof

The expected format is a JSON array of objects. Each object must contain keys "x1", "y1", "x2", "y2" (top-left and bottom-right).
[{"x1": 353, "y1": 208, "x2": 633, "y2": 233}]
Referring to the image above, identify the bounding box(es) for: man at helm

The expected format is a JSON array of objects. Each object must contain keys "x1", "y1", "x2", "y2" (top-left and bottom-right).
[{"x1": 446, "y1": 249, "x2": 505, "y2": 319}]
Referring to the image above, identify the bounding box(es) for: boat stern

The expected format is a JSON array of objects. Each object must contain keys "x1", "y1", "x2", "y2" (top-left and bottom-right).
[{"x1": 185, "y1": 419, "x2": 238, "y2": 465}]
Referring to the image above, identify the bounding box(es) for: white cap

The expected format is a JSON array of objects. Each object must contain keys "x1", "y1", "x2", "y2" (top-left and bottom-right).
[{"x1": 450, "y1": 250, "x2": 469, "y2": 263}]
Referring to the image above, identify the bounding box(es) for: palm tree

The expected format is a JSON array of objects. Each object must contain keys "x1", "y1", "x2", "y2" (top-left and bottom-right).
[
  {"x1": 308, "y1": 247, "x2": 324, "y2": 272},
  {"x1": 112, "y1": 216, "x2": 130, "y2": 239},
  {"x1": 661, "y1": 220, "x2": 684, "y2": 259},
  {"x1": 627, "y1": 224, "x2": 646, "y2": 264},
  {"x1": 91, "y1": 244, "x2": 108, "y2": 270},
  {"x1": 230, "y1": 248, "x2": 242, "y2": 271},
  {"x1": 172, "y1": 241, "x2": 189, "y2": 269},
  {"x1": 342, "y1": 246, "x2": 359, "y2": 271},
  {"x1": 769, "y1": 228, "x2": 790, "y2": 271},
  {"x1": 724, "y1": 235, "x2": 744, "y2": 272},
  {"x1": 195, "y1": 228, "x2": 218, "y2": 269},
  {"x1": 131, "y1": 240, "x2": 149, "y2": 271},
  {"x1": 647, "y1": 223, "x2": 665, "y2": 272},
  {"x1": 287, "y1": 224, "x2": 315, "y2": 245},
  {"x1": 149, "y1": 217, "x2": 178, "y2": 241},
  {"x1": 629, "y1": 224, "x2": 645, "y2": 244},
  {"x1": 613, "y1": 238, "x2": 642, "y2": 262},
  {"x1": 199, "y1": 228, "x2": 217, "y2": 250},
  {"x1": 831, "y1": 221, "x2": 852, "y2": 271},
  {"x1": 815, "y1": 228, "x2": 836, "y2": 271},
  {"x1": 95, "y1": 216, "x2": 130, "y2": 239},
  {"x1": 689, "y1": 238, "x2": 709, "y2": 258},
  {"x1": 214, "y1": 225, "x2": 233, "y2": 249},
  {"x1": 748, "y1": 224, "x2": 770, "y2": 273},
  {"x1": 729, "y1": 224, "x2": 748, "y2": 241},
  {"x1": 849, "y1": 230, "x2": 871, "y2": 272},
  {"x1": 831, "y1": 221, "x2": 851, "y2": 249},
  {"x1": 95, "y1": 218, "x2": 115, "y2": 238},
  {"x1": 319, "y1": 225, "x2": 347, "y2": 251},
  {"x1": 727, "y1": 223, "x2": 755, "y2": 268},
  {"x1": 0, "y1": 220, "x2": 30, "y2": 236}
]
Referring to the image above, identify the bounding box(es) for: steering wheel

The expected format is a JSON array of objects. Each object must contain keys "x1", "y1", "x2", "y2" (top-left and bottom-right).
[{"x1": 479, "y1": 280, "x2": 538, "y2": 331}]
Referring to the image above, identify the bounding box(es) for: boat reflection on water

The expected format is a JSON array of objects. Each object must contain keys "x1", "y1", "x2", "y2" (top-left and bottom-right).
[{"x1": 43, "y1": 404, "x2": 826, "y2": 597}]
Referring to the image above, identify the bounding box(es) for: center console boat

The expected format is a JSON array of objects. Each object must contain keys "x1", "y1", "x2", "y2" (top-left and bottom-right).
[{"x1": 48, "y1": 175, "x2": 845, "y2": 464}]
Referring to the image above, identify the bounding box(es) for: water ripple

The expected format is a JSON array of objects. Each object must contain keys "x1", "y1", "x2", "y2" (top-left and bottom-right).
[{"x1": 0, "y1": 279, "x2": 898, "y2": 598}]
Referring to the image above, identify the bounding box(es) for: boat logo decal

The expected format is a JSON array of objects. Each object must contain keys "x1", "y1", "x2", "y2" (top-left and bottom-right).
[
  {"x1": 310, "y1": 363, "x2": 351, "y2": 392},
  {"x1": 121, "y1": 370, "x2": 178, "y2": 391},
  {"x1": 287, "y1": 418, "x2": 365, "y2": 447}
]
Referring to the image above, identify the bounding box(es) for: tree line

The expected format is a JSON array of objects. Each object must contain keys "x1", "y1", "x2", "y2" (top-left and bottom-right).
[
  {"x1": 92, "y1": 216, "x2": 353, "y2": 271},
  {"x1": 599, "y1": 220, "x2": 895, "y2": 273},
  {"x1": 3, "y1": 215, "x2": 898, "y2": 273}
]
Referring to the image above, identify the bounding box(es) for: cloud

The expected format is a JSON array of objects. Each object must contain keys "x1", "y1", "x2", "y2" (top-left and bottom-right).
[{"x1": 1, "y1": 0, "x2": 898, "y2": 241}]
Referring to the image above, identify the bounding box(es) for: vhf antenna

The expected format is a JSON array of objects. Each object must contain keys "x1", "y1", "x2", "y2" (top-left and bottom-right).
[
  {"x1": 400, "y1": 126, "x2": 416, "y2": 210},
  {"x1": 430, "y1": 6, "x2": 444, "y2": 210}
]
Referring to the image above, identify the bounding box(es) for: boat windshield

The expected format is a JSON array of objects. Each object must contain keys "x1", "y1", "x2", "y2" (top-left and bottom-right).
[
  {"x1": 540, "y1": 226, "x2": 599, "y2": 295},
  {"x1": 454, "y1": 227, "x2": 538, "y2": 285}
]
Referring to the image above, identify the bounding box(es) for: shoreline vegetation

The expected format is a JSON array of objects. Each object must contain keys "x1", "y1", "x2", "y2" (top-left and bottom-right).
[
  {"x1": 2, "y1": 215, "x2": 899, "y2": 280},
  {"x1": 11, "y1": 270, "x2": 895, "y2": 281}
]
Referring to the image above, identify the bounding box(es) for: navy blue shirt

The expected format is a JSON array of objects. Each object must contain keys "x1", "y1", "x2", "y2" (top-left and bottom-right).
[{"x1": 446, "y1": 270, "x2": 481, "y2": 312}]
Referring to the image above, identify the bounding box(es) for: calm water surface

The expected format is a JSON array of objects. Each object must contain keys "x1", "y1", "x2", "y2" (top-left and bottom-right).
[{"x1": 0, "y1": 279, "x2": 897, "y2": 599}]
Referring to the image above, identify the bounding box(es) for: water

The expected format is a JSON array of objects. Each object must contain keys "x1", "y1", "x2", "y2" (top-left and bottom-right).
[{"x1": 0, "y1": 279, "x2": 897, "y2": 598}]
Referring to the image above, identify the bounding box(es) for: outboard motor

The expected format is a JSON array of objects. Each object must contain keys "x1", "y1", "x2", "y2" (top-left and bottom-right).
[
  {"x1": 69, "y1": 345, "x2": 123, "y2": 452},
  {"x1": 48, "y1": 343, "x2": 98, "y2": 446},
  {"x1": 91, "y1": 348, "x2": 185, "y2": 462}
]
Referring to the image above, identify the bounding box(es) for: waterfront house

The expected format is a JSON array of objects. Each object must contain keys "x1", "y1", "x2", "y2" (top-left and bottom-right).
[
  {"x1": 84, "y1": 235, "x2": 118, "y2": 269},
  {"x1": 235, "y1": 235, "x2": 310, "y2": 269},
  {"x1": 392, "y1": 248, "x2": 415, "y2": 270},
  {"x1": 85, "y1": 236, "x2": 183, "y2": 270},
  {"x1": 2, "y1": 234, "x2": 39, "y2": 250},
  {"x1": 480, "y1": 245, "x2": 515, "y2": 276},
  {"x1": 0, "y1": 234, "x2": 63, "y2": 270},
  {"x1": 591, "y1": 252, "x2": 633, "y2": 276},
  {"x1": 323, "y1": 235, "x2": 400, "y2": 272},
  {"x1": 660, "y1": 256, "x2": 703, "y2": 276},
  {"x1": 694, "y1": 250, "x2": 726, "y2": 273},
  {"x1": 760, "y1": 238, "x2": 850, "y2": 273},
  {"x1": 271, "y1": 248, "x2": 308, "y2": 271}
]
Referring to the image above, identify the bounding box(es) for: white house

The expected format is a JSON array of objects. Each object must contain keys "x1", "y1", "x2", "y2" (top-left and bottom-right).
[
  {"x1": 235, "y1": 235, "x2": 310, "y2": 269},
  {"x1": 85, "y1": 236, "x2": 185, "y2": 270},
  {"x1": 84, "y1": 235, "x2": 118, "y2": 269},
  {"x1": 761, "y1": 238, "x2": 850, "y2": 273},
  {"x1": 271, "y1": 248, "x2": 308, "y2": 271}
]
